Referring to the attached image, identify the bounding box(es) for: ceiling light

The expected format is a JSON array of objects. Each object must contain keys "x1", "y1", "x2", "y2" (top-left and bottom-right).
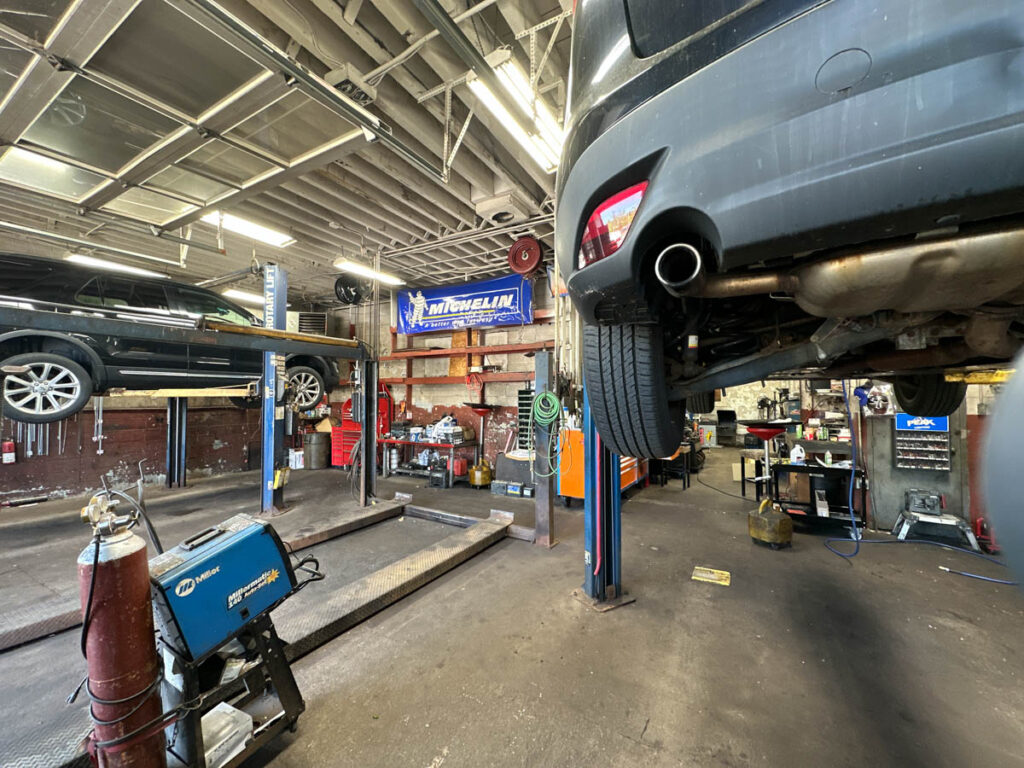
[
  {"x1": 467, "y1": 76, "x2": 558, "y2": 173},
  {"x1": 493, "y1": 57, "x2": 564, "y2": 151},
  {"x1": 65, "y1": 254, "x2": 168, "y2": 279},
  {"x1": 201, "y1": 212, "x2": 296, "y2": 248},
  {"x1": 333, "y1": 259, "x2": 406, "y2": 286},
  {"x1": 222, "y1": 288, "x2": 267, "y2": 305}
]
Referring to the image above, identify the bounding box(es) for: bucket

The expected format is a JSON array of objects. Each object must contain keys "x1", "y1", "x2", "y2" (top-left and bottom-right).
[{"x1": 303, "y1": 432, "x2": 330, "y2": 470}]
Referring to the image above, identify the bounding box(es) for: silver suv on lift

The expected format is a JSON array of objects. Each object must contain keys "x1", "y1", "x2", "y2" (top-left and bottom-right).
[{"x1": 555, "y1": 0, "x2": 1024, "y2": 458}]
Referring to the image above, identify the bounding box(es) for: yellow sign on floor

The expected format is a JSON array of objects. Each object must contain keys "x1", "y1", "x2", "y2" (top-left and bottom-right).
[{"x1": 692, "y1": 566, "x2": 731, "y2": 586}]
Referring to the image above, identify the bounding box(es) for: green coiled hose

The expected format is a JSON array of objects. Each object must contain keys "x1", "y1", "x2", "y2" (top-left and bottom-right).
[{"x1": 530, "y1": 390, "x2": 565, "y2": 479}]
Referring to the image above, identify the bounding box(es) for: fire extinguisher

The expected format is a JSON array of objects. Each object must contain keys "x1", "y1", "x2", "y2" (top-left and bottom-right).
[
  {"x1": 2, "y1": 440, "x2": 14, "y2": 464},
  {"x1": 76, "y1": 492, "x2": 166, "y2": 768}
]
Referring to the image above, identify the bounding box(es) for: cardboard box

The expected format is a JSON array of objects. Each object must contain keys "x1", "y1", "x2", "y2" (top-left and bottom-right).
[{"x1": 315, "y1": 416, "x2": 339, "y2": 433}]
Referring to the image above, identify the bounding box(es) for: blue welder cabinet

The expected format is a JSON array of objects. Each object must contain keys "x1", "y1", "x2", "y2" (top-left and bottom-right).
[
  {"x1": 151, "y1": 514, "x2": 305, "y2": 768},
  {"x1": 151, "y1": 514, "x2": 296, "y2": 662}
]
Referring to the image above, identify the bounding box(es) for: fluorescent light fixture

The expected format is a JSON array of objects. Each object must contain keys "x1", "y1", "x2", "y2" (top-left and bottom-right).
[
  {"x1": 201, "y1": 212, "x2": 296, "y2": 248},
  {"x1": 333, "y1": 259, "x2": 406, "y2": 286},
  {"x1": 222, "y1": 288, "x2": 267, "y2": 305},
  {"x1": 467, "y1": 55, "x2": 564, "y2": 173},
  {"x1": 66, "y1": 253, "x2": 168, "y2": 279}
]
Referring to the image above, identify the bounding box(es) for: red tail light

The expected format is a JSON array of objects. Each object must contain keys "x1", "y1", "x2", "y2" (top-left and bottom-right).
[{"x1": 577, "y1": 181, "x2": 648, "y2": 270}]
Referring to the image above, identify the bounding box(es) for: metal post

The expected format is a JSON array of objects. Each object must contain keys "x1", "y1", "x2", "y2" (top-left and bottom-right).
[
  {"x1": 166, "y1": 397, "x2": 188, "y2": 488},
  {"x1": 534, "y1": 350, "x2": 555, "y2": 547},
  {"x1": 582, "y1": 389, "x2": 622, "y2": 601},
  {"x1": 261, "y1": 264, "x2": 287, "y2": 516},
  {"x1": 358, "y1": 358, "x2": 378, "y2": 506}
]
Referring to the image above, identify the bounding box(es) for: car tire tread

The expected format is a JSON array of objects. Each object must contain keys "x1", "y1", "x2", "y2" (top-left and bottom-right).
[
  {"x1": 583, "y1": 323, "x2": 683, "y2": 458},
  {"x1": 893, "y1": 374, "x2": 967, "y2": 417}
]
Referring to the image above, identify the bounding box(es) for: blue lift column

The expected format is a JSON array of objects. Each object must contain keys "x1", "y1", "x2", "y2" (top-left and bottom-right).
[
  {"x1": 582, "y1": 390, "x2": 622, "y2": 602},
  {"x1": 261, "y1": 264, "x2": 287, "y2": 516}
]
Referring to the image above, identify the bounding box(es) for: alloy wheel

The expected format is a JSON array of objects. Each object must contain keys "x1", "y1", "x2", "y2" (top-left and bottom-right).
[
  {"x1": 290, "y1": 371, "x2": 321, "y2": 408},
  {"x1": 3, "y1": 361, "x2": 83, "y2": 416}
]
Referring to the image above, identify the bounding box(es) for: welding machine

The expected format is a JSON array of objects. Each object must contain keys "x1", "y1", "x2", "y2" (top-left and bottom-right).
[
  {"x1": 150, "y1": 514, "x2": 296, "y2": 662},
  {"x1": 149, "y1": 514, "x2": 316, "y2": 768}
]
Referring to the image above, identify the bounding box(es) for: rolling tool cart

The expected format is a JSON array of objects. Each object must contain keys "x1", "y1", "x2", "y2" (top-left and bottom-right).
[{"x1": 149, "y1": 514, "x2": 320, "y2": 768}]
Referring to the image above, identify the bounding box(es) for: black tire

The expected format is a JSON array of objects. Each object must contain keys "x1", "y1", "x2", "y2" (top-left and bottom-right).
[
  {"x1": 288, "y1": 366, "x2": 325, "y2": 409},
  {"x1": 688, "y1": 390, "x2": 714, "y2": 414},
  {"x1": 1, "y1": 352, "x2": 93, "y2": 423},
  {"x1": 892, "y1": 374, "x2": 966, "y2": 417},
  {"x1": 583, "y1": 323, "x2": 683, "y2": 459}
]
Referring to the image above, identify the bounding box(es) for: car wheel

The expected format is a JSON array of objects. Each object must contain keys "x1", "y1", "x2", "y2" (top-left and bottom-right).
[
  {"x1": 688, "y1": 390, "x2": 714, "y2": 414},
  {"x1": 583, "y1": 323, "x2": 683, "y2": 458},
  {"x1": 288, "y1": 366, "x2": 325, "y2": 409},
  {"x1": 1, "y1": 353, "x2": 93, "y2": 423},
  {"x1": 892, "y1": 374, "x2": 966, "y2": 417}
]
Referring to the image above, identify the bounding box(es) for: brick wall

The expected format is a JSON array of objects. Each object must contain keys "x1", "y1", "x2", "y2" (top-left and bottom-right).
[{"x1": 0, "y1": 406, "x2": 262, "y2": 500}]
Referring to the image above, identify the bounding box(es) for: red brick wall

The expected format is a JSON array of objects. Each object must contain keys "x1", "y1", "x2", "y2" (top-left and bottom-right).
[{"x1": 0, "y1": 408, "x2": 262, "y2": 500}]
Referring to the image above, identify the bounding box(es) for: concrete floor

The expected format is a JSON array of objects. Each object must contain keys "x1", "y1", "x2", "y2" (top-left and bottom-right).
[{"x1": 2, "y1": 454, "x2": 1023, "y2": 767}]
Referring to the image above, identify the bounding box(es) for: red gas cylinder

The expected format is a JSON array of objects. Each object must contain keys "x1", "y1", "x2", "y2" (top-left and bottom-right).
[{"x1": 78, "y1": 530, "x2": 166, "y2": 768}]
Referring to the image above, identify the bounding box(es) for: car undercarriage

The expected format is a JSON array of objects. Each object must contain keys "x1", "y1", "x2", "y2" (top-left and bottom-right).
[{"x1": 655, "y1": 224, "x2": 1024, "y2": 403}]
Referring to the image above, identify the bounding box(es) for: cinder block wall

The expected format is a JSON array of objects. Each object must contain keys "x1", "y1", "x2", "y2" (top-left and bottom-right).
[{"x1": 329, "y1": 285, "x2": 554, "y2": 463}]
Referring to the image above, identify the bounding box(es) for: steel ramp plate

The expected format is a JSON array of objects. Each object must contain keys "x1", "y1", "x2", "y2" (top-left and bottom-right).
[
  {"x1": 0, "y1": 500, "x2": 404, "y2": 652},
  {"x1": 5, "y1": 512, "x2": 508, "y2": 768},
  {"x1": 278, "y1": 516, "x2": 510, "y2": 662}
]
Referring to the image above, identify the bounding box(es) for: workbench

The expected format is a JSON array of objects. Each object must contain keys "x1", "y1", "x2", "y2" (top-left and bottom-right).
[
  {"x1": 770, "y1": 462, "x2": 867, "y2": 524},
  {"x1": 379, "y1": 438, "x2": 478, "y2": 488}
]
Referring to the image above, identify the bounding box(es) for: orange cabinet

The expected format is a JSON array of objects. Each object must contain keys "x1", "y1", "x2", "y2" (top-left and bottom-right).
[{"x1": 557, "y1": 427, "x2": 647, "y2": 501}]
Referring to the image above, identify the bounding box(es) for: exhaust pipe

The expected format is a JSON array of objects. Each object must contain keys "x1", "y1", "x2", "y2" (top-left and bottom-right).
[
  {"x1": 656, "y1": 228, "x2": 1024, "y2": 317},
  {"x1": 655, "y1": 243, "x2": 799, "y2": 299},
  {"x1": 654, "y1": 243, "x2": 704, "y2": 297}
]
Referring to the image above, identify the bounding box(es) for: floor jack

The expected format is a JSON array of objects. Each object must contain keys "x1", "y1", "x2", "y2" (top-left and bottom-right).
[{"x1": 78, "y1": 480, "x2": 321, "y2": 768}]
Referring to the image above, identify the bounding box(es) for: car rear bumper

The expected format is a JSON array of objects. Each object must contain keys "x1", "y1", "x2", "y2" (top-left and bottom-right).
[{"x1": 556, "y1": 0, "x2": 1024, "y2": 323}]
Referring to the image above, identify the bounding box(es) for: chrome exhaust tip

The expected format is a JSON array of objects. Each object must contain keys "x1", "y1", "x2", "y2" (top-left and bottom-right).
[{"x1": 654, "y1": 243, "x2": 704, "y2": 297}]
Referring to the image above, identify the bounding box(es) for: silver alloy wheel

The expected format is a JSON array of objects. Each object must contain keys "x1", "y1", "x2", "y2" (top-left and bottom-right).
[
  {"x1": 290, "y1": 370, "x2": 322, "y2": 408},
  {"x1": 3, "y1": 361, "x2": 83, "y2": 416}
]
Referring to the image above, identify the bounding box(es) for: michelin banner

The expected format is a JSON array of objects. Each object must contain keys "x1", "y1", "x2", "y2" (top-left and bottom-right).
[{"x1": 397, "y1": 274, "x2": 533, "y2": 334}]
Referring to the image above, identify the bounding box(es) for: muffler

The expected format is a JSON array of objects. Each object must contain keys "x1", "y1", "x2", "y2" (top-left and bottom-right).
[{"x1": 657, "y1": 228, "x2": 1024, "y2": 317}]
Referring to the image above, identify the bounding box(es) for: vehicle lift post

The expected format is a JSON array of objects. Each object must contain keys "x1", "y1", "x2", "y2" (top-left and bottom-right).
[
  {"x1": 357, "y1": 357, "x2": 378, "y2": 506},
  {"x1": 262, "y1": 264, "x2": 287, "y2": 516},
  {"x1": 166, "y1": 397, "x2": 187, "y2": 488},
  {"x1": 582, "y1": 391, "x2": 623, "y2": 603},
  {"x1": 534, "y1": 350, "x2": 555, "y2": 547}
]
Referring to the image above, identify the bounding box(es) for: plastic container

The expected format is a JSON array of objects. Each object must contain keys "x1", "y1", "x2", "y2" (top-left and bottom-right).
[
  {"x1": 303, "y1": 432, "x2": 330, "y2": 469},
  {"x1": 202, "y1": 702, "x2": 253, "y2": 768},
  {"x1": 452, "y1": 457, "x2": 468, "y2": 477},
  {"x1": 1, "y1": 440, "x2": 14, "y2": 464}
]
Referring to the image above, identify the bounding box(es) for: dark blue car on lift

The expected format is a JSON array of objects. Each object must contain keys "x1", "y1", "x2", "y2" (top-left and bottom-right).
[
  {"x1": 556, "y1": 0, "x2": 1024, "y2": 458},
  {"x1": 0, "y1": 253, "x2": 338, "y2": 423}
]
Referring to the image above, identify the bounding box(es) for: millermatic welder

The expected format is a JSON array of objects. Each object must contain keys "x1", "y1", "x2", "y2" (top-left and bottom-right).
[
  {"x1": 75, "y1": 486, "x2": 321, "y2": 768},
  {"x1": 150, "y1": 515, "x2": 297, "y2": 662},
  {"x1": 149, "y1": 513, "x2": 320, "y2": 768}
]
